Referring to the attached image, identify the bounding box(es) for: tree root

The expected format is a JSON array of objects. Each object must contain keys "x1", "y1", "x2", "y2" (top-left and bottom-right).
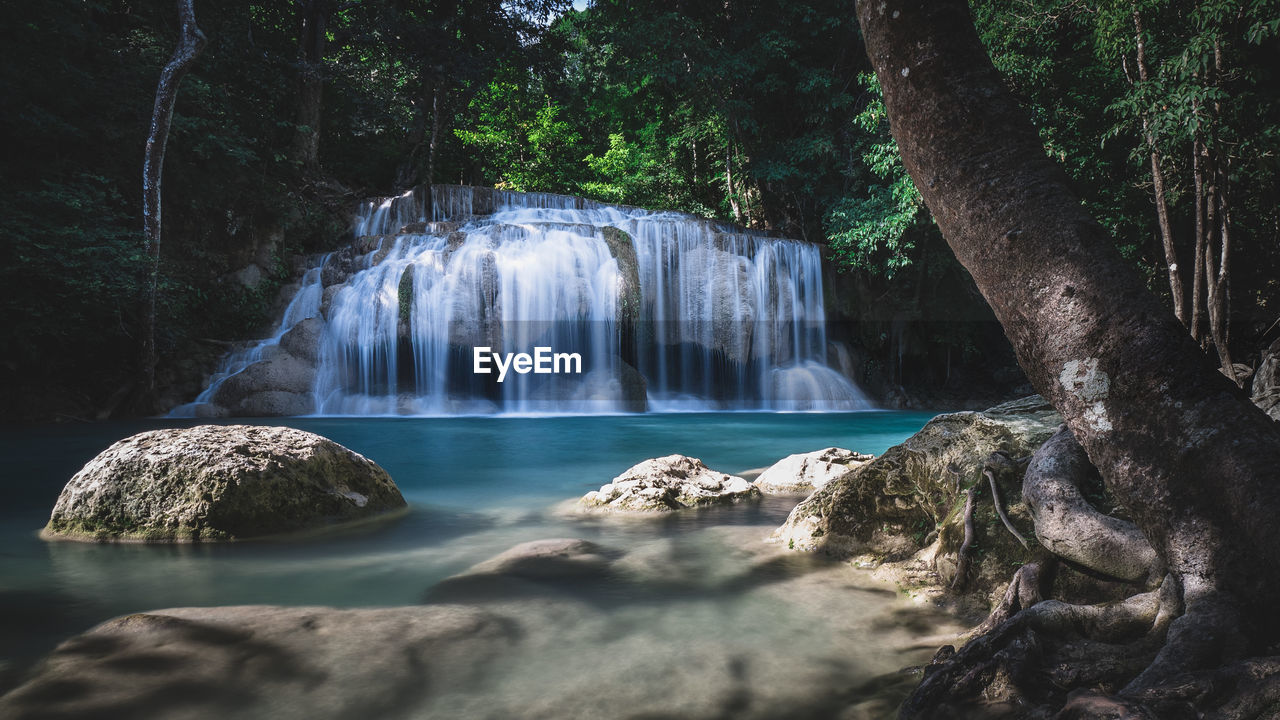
[
  {"x1": 951, "y1": 484, "x2": 978, "y2": 591},
  {"x1": 901, "y1": 579, "x2": 1178, "y2": 719},
  {"x1": 985, "y1": 466, "x2": 1030, "y2": 550},
  {"x1": 1023, "y1": 427, "x2": 1162, "y2": 586},
  {"x1": 901, "y1": 428, "x2": 1280, "y2": 719}
]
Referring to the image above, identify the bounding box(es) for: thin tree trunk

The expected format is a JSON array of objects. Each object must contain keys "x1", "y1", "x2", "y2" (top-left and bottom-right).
[
  {"x1": 291, "y1": 0, "x2": 331, "y2": 175},
  {"x1": 426, "y1": 89, "x2": 441, "y2": 187},
  {"x1": 856, "y1": 0, "x2": 1280, "y2": 681},
  {"x1": 142, "y1": 0, "x2": 207, "y2": 396},
  {"x1": 1132, "y1": 9, "x2": 1185, "y2": 325},
  {"x1": 1191, "y1": 138, "x2": 1207, "y2": 343},
  {"x1": 725, "y1": 144, "x2": 742, "y2": 224}
]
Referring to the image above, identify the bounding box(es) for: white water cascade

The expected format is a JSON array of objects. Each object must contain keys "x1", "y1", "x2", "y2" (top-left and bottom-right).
[{"x1": 180, "y1": 186, "x2": 871, "y2": 416}]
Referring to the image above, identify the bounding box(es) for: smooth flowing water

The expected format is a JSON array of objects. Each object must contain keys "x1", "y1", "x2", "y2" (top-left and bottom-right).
[
  {"x1": 176, "y1": 186, "x2": 871, "y2": 417},
  {"x1": 0, "y1": 412, "x2": 959, "y2": 717}
]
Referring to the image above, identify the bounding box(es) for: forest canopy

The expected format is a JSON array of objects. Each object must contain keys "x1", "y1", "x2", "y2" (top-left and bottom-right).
[{"x1": 0, "y1": 0, "x2": 1276, "y2": 419}]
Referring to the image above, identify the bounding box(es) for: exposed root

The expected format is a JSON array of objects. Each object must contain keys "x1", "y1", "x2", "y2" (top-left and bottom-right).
[
  {"x1": 900, "y1": 427, "x2": 1280, "y2": 719},
  {"x1": 900, "y1": 580, "x2": 1178, "y2": 719},
  {"x1": 984, "y1": 466, "x2": 1029, "y2": 550},
  {"x1": 968, "y1": 559, "x2": 1051, "y2": 638},
  {"x1": 1022, "y1": 427, "x2": 1162, "y2": 586},
  {"x1": 951, "y1": 484, "x2": 978, "y2": 592}
]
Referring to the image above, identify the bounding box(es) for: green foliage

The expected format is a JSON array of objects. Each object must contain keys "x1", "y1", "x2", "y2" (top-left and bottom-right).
[
  {"x1": 456, "y1": 77, "x2": 583, "y2": 191},
  {"x1": 825, "y1": 74, "x2": 924, "y2": 277}
]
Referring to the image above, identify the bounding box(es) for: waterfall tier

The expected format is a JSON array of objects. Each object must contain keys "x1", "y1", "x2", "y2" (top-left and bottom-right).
[{"x1": 175, "y1": 186, "x2": 870, "y2": 416}]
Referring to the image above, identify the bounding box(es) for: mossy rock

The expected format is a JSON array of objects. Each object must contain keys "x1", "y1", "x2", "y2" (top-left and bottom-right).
[
  {"x1": 772, "y1": 396, "x2": 1062, "y2": 597},
  {"x1": 43, "y1": 425, "x2": 407, "y2": 543},
  {"x1": 601, "y1": 226, "x2": 641, "y2": 326}
]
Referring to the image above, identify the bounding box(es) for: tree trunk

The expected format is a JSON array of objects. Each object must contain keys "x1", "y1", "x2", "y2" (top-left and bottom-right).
[
  {"x1": 856, "y1": 0, "x2": 1280, "y2": 700},
  {"x1": 426, "y1": 89, "x2": 442, "y2": 187},
  {"x1": 142, "y1": 0, "x2": 207, "y2": 397},
  {"x1": 1192, "y1": 138, "x2": 1207, "y2": 344},
  {"x1": 291, "y1": 0, "x2": 331, "y2": 176},
  {"x1": 725, "y1": 144, "x2": 742, "y2": 224},
  {"x1": 1131, "y1": 9, "x2": 1185, "y2": 326}
]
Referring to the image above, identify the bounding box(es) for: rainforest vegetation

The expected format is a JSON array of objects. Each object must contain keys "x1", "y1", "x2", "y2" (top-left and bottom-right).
[{"x1": 1, "y1": 0, "x2": 1277, "y2": 420}]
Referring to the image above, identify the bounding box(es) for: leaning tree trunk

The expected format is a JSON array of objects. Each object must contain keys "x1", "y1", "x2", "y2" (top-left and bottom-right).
[
  {"x1": 856, "y1": 0, "x2": 1280, "y2": 711},
  {"x1": 142, "y1": 0, "x2": 206, "y2": 397}
]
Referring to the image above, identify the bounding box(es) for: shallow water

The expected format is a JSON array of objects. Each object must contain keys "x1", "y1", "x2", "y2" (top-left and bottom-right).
[{"x1": 0, "y1": 411, "x2": 961, "y2": 716}]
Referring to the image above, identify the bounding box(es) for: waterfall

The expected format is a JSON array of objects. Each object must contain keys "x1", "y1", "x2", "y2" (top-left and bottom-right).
[
  {"x1": 170, "y1": 264, "x2": 325, "y2": 418},
  {"x1": 182, "y1": 186, "x2": 871, "y2": 416}
]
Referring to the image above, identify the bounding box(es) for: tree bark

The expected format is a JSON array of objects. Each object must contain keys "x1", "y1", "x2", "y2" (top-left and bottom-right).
[
  {"x1": 856, "y1": 0, "x2": 1280, "y2": 678},
  {"x1": 142, "y1": 0, "x2": 207, "y2": 396},
  {"x1": 291, "y1": 0, "x2": 332, "y2": 175},
  {"x1": 1192, "y1": 138, "x2": 1207, "y2": 344}
]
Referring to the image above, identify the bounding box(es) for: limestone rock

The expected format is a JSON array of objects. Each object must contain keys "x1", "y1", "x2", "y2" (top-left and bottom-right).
[
  {"x1": 772, "y1": 396, "x2": 1061, "y2": 597},
  {"x1": 279, "y1": 317, "x2": 324, "y2": 364},
  {"x1": 42, "y1": 425, "x2": 407, "y2": 542},
  {"x1": 601, "y1": 226, "x2": 641, "y2": 326},
  {"x1": 210, "y1": 354, "x2": 316, "y2": 416},
  {"x1": 677, "y1": 245, "x2": 756, "y2": 364},
  {"x1": 580, "y1": 454, "x2": 759, "y2": 512},
  {"x1": 1253, "y1": 338, "x2": 1280, "y2": 421},
  {"x1": 0, "y1": 604, "x2": 512, "y2": 720},
  {"x1": 754, "y1": 447, "x2": 875, "y2": 494}
]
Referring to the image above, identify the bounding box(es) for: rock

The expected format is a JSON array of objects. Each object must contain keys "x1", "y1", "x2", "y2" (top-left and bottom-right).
[
  {"x1": 677, "y1": 246, "x2": 756, "y2": 364},
  {"x1": 580, "y1": 454, "x2": 760, "y2": 512},
  {"x1": 225, "y1": 263, "x2": 264, "y2": 290},
  {"x1": 320, "y1": 283, "x2": 344, "y2": 319},
  {"x1": 279, "y1": 317, "x2": 323, "y2": 364},
  {"x1": 465, "y1": 538, "x2": 616, "y2": 579},
  {"x1": 210, "y1": 354, "x2": 316, "y2": 416},
  {"x1": 397, "y1": 265, "x2": 415, "y2": 340},
  {"x1": 1253, "y1": 338, "x2": 1280, "y2": 421},
  {"x1": 228, "y1": 390, "x2": 315, "y2": 417},
  {"x1": 772, "y1": 396, "x2": 1061, "y2": 600},
  {"x1": 617, "y1": 358, "x2": 648, "y2": 413},
  {"x1": 601, "y1": 226, "x2": 641, "y2": 326},
  {"x1": 754, "y1": 447, "x2": 875, "y2": 494},
  {"x1": 0, "y1": 604, "x2": 513, "y2": 720},
  {"x1": 42, "y1": 425, "x2": 407, "y2": 542},
  {"x1": 427, "y1": 538, "x2": 619, "y2": 602}
]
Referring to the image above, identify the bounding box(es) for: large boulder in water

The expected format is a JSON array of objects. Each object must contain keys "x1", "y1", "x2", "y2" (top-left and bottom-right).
[
  {"x1": 42, "y1": 425, "x2": 407, "y2": 542},
  {"x1": 579, "y1": 454, "x2": 759, "y2": 512},
  {"x1": 754, "y1": 447, "x2": 875, "y2": 494}
]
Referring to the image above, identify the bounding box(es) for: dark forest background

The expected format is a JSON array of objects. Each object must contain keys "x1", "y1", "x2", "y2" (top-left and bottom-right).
[{"x1": 1, "y1": 0, "x2": 1276, "y2": 420}]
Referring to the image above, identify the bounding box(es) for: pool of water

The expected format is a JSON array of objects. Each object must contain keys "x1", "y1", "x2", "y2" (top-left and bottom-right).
[{"x1": 0, "y1": 411, "x2": 960, "y2": 717}]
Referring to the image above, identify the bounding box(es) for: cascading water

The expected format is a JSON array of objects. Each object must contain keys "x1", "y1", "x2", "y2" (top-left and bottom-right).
[
  {"x1": 180, "y1": 185, "x2": 871, "y2": 416},
  {"x1": 170, "y1": 265, "x2": 324, "y2": 418}
]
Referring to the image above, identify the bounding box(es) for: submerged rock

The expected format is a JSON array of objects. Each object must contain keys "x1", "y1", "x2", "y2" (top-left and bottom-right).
[
  {"x1": 753, "y1": 447, "x2": 874, "y2": 493},
  {"x1": 0, "y1": 604, "x2": 514, "y2": 720},
  {"x1": 427, "y1": 538, "x2": 620, "y2": 602},
  {"x1": 772, "y1": 396, "x2": 1061, "y2": 601},
  {"x1": 580, "y1": 454, "x2": 760, "y2": 512},
  {"x1": 43, "y1": 425, "x2": 407, "y2": 542}
]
